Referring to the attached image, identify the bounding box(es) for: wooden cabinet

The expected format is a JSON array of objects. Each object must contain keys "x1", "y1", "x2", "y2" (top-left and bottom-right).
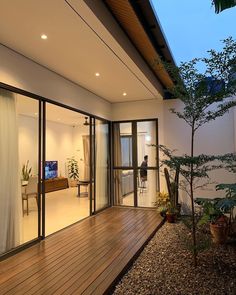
[{"x1": 45, "y1": 177, "x2": 69, "y2": 193}]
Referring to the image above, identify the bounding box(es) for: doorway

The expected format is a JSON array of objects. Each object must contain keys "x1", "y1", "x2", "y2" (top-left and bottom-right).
[{"x1": 113, "y1": 119, "x2": 159, "y2": 207}]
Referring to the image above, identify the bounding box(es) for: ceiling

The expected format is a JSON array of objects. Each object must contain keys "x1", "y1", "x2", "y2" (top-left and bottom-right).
[
  {"x1": 0, "y1": 0, "x2": 164, "y2": 103},
  {"x1": 17, "y1": 94, "x2": 87, "y2": 127}
]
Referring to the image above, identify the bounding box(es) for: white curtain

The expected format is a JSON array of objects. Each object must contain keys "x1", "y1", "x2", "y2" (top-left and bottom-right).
[
  {"x1": 96, "y1": 121, "x2": 108, "y2": 210},
  {"x1": 82, "y1": 135, "x2": 90, "y2": 181},
  {"x1": 138, "y1": 134, "x2": 145, "y2": 166},
  {"x1": 0, "y1": 89, "x2": 21, "y2": 254}
]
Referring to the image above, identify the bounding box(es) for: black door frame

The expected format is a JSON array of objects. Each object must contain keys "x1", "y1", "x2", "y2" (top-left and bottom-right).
[
  {"x1": 112, "y1": 118, "x2": 159, "y2": 208},
  {"x1": 0, "y1": 82, "x2": 111, "y2": 259}
]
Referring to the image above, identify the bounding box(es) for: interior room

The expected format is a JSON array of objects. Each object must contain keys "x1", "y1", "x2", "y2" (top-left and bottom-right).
[{"x1": 18, "y1": 95, "x2": 91, "y2": 243}]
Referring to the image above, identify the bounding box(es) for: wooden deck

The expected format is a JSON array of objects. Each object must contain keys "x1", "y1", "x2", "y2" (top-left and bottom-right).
[{"x1": 0, "y1": 207, "x2": 163, "y2": 295}]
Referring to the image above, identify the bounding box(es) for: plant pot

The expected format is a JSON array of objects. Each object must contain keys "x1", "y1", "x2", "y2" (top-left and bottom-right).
[
  {"x1": 210, "y1": 222, "x2": 228, "y2": 244},
  {"x1": 166, "y1": 212, "x2": 176, "y2": 223},
  {"x1": 69, "y1": 179, "x2": 78, "y2": 187}
]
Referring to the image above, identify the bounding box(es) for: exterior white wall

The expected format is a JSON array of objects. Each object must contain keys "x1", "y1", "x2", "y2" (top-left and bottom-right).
[
  {"x1": 0, "y1": 45, "x2": 112, "y2": 120},
  {"x1": 112, "y1": 98, "x2": 236, "y2": 208}
]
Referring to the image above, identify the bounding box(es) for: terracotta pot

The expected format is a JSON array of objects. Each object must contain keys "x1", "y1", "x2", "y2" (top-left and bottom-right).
[
  {"x1": 166, "y1": 212, "x2": 176, "y2": 223},
  {"x1": 210, "y1": 223, "x2": 228, "y2": 244}
]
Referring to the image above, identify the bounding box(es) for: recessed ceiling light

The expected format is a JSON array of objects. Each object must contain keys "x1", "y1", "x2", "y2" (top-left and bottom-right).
[
  {"x1": 95, "y1": 72, "x2": 100, "y2": 77},
  {"x1": 34, "y1": 112, "x2": 38, "y2": 115},
  {"x1": 41, "y1": 34, "x2": 48, "y2": 40},
  {"x1": 123, "y1": 92, "x2": 127, "y2": 96}
]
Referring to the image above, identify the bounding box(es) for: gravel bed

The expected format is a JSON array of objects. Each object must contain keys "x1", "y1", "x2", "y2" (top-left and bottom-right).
[{"x1": 112, "y1": 221, "x2": 236, "y2": 295}]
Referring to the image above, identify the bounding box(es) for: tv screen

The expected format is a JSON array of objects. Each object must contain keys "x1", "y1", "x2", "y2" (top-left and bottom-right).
[{"x1": 45, "y1": 161, "x2": 58, "y2": 179}]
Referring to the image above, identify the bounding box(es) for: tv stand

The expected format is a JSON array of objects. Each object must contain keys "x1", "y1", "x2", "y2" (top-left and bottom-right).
[{"x1": 45, "y1": 177, "x2": 69, "y2": 193}]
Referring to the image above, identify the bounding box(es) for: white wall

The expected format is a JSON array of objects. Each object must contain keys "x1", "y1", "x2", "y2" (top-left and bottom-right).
[
  {"x1": 72, "y1": 124, "x2": 90, "y2": 180},
  {"x1": 18, "y1": 113, "x2": 91, "y2": 180},
  {"x1": 18, "y1": 115, "x2": 38, "y2": 176},
  {"x1": 46, "y1": 120, "x2": 74, "y2": 178},
  {"x1": 0, "y1": 45, "x2": 112, "y2": 120},
  {"x1": 112, "y1": 98, "x2": 236, "y2": 207}
]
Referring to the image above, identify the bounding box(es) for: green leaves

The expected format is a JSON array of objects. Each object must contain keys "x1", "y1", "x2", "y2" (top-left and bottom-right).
[
  {"x1": 165, "y1": 37, "x2": 236, "y2": 131},
  {"x1": 22, "y1": 160, "x2": 32, "y2": 181},
  {"x1": 67, "y1": 156, "x2": 79, "y2": 180},
  {"x1": 213, "y1": 0, "x2": 236, "y2": 13}
]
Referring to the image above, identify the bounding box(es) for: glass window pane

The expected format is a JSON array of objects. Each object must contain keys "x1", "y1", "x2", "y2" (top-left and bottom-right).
[
  {"x1": 0, "y1": 89, "x2": 40, "y2": 255},
  {"x1": 137, "y1": 121, "x2": 157, "y2": 167},
  {"x1": 95, "y1": 119, "x2": 109, "y2": 211},
  {"x1": 114, "y1": 170, "x2": 134, "y2": 206},
  {"x1": 137, "y1": 169, "x2": 158, "y2": 207},
  {"x1": 114, "y1": 122, "x2": 132, "y2": 167},
  {"x1": 45, "y1": 104, "x2": 90, "y2": 236}
]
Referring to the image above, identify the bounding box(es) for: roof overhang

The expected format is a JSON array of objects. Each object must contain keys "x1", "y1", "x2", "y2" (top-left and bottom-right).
[{"x1": 103, "y1": 0, "x2": 175, "y2": 91}]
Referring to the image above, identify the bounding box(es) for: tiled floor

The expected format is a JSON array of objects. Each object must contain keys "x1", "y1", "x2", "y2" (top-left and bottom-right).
[{"x1": 22, "y1": 187, "x2": 90, "y2": 243}]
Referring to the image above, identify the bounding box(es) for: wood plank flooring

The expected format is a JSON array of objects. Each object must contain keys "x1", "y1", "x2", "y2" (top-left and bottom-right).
[{"x1": 0, "y1": 207, "x2": 163, "y2": 295}]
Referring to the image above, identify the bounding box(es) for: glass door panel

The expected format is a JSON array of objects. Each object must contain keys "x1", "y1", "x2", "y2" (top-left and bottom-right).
[
  {"x1": 113, "y1": 119, "x2": 159, "y2": 208},
  {"x1": 113, "y1": 122, "x2": 133, "y2": 167},
  {"x1": 45, "y1": 103, "x2": 90, "y2": 236},
  {"x1": 0, "y1": 89, "x2": 40, "y2": 255},
  {"x1": 95, "y1": 119, "x2": 109, "y2": 211},
  {"x1": 137, "y1": 121, "x2": 157, "y2": 168},
  {"x1": 114, "y1": 169, "x2": 134, "y2": 206},
  {"x1": 137, "y1": 169, "x2": 158, "y2": 207}
]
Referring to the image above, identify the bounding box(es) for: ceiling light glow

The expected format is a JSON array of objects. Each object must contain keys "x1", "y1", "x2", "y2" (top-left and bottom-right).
[
  {"x1": 145, "y1": 135, "x2": 151, "y2": 142},
  {"x1": 95, "y1": 73, "x2": 100, "y2": 77},
  {"x1": 41, "y1": 34, "x2": 48, "y2": 40},
  {"x1": 123, "y1": 92, "x2": 127, "y2": 96}
]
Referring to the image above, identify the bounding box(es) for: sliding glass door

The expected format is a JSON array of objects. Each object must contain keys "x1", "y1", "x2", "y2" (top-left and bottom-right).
[
  {"x1": 113, "y1": 119, "x2": 159, "y2": 208},
  {"x1": 44, "y1": 103, "x2": 91, "y2": 236},
  {"x1": 94, "y1": 119, "x2": 110, "y2": 211},
  {"x1": 0, "y1": 88, "x2": 41, "y2": 256},
  {"x1": 0, "y1": 85, "x2": 111, "y2": 257}
]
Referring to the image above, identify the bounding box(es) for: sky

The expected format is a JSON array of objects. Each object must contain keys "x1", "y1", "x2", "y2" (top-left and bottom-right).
[{"x1": 151, "y1": 0, "x2": 236, "y2": 65}]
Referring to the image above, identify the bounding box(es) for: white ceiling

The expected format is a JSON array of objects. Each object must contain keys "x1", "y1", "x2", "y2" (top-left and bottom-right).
[
  {"x1": 17, "y1": 94, "x2": 87, "y2": 126},
  {"x1": 0, "y1": 0, "x2": 162, "y2": 103}
]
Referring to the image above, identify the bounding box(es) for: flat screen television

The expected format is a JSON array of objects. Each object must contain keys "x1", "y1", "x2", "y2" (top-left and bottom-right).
[{"x1": 45, "y1": 161, "x2": 58, "y2": 179}]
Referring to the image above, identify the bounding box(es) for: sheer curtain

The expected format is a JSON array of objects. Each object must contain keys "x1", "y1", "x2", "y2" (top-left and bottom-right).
[
  {"x1": 95, "y1": 121, "x2": 109, "y2": 210},
  {"x1": 82, "y1": 135, "x2": 90, "y2": 181},
  {"x1": 0, "y1": 89, "x2": 21, "y2": 254},
  {"x1": 113, "y1": 124, "x2": 122, "y2": 205}
]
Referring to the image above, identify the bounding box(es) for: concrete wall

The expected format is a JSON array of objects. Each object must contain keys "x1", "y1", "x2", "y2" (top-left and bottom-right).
[{"x1": 0, "y1": 45, "x2": 112, "y2": 120}]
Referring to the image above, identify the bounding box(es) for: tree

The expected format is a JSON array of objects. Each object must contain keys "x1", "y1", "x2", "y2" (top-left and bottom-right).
[
  {"x1": 212, "y1": 0, "x2": 236, "y2": 13},
  {"x1": 159, "y1": 37, "x2": 236, "y2": 266}
]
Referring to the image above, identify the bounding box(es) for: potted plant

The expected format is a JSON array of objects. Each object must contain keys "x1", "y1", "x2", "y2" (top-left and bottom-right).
[
  {"x1": 166, "y1": 198, "x2": 178, "y2": 223},
  {"x1": 67, "y1": 156, "x2": 79, "y2": 187},
  {"x1": 195, "y1": 197, "x2": 230, "y2": 244},
  {"x1": 22, "y1": 160, "x2": 32, "y2": 184},
  {"x1": 154, "y1": 191, "x2": 170, "y2": 217},
  {"x1": 216, "y1": 183, "x2": 236, "y2": 235}
]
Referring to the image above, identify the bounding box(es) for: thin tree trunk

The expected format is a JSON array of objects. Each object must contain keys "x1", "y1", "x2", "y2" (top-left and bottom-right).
[{"x1": 190, "y1": 124, "x2": 197, "y2": 266}]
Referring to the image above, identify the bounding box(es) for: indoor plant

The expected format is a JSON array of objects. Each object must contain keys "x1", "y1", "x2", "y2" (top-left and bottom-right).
[
  {"x1": 67, "y1": 156, "x2": 79, "y2": 187},
  {"x1": 21, "y1": 160, "x2": 32, "y2": 182}
]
